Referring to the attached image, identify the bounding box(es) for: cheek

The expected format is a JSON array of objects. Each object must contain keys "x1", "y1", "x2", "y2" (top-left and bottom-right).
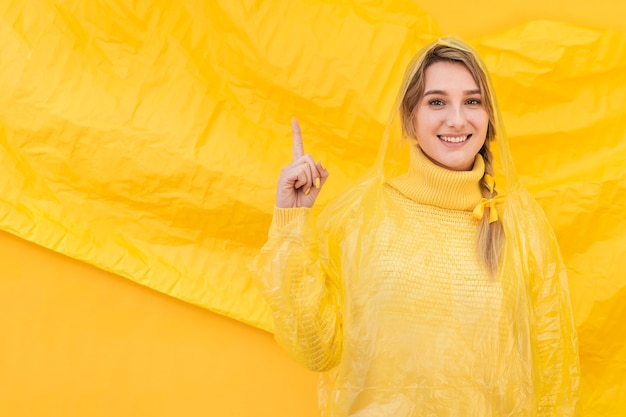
[
  {"x1": 414, "y1": 110, "x2": 438, "y2": 133},
  {"x1": 471, "y1": 111, "x2": 489, "y2": 133}
]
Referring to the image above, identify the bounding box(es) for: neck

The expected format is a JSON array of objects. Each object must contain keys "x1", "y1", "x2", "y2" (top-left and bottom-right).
[{"x1": 387, "y1": 146, "x2": 485, "y2": 211}]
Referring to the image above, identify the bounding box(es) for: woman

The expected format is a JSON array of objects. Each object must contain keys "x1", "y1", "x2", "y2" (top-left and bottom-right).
[{"x1": 255, "y1": 37, "x2": 580, "y2": 416}]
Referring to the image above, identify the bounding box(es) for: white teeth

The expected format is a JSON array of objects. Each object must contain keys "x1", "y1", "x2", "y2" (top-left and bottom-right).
[{"x1": 439, "y1": 135, "x2": 468, "y2": 143}]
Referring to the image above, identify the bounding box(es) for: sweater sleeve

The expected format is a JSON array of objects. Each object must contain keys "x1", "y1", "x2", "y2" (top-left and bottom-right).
[
  {"x1": 254, "y1": 207, "x2": 343, "y2": 372},
  {"x1": 527, "y1": 216, "x2": 581, "y2": 417}
]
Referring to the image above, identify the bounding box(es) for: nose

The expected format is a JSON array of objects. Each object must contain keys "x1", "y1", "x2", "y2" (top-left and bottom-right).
[{"x1": 446, "y1": 104, "x2": 467, "y2": 128}]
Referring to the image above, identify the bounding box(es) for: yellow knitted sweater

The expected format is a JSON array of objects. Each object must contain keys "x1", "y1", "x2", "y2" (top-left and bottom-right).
[{"x1": 256, "y1": 147, "x2": 579, "y2": 416}]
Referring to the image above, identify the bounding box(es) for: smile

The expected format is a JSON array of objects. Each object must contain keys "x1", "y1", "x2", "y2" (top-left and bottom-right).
[{"x1": 439, "y1": 135, "x2": 470, "y2": 143}]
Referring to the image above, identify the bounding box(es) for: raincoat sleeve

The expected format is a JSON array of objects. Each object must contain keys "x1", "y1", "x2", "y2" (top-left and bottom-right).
[
  {"x1": 254, "y1": 207, "x2": 343, "y2": 372},
  {"x1": 525, "y1": 205, "x2": 581, "y2": 416}
]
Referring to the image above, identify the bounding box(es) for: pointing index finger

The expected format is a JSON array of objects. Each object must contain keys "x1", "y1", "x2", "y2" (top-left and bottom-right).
[{"x1": 292, "y1": 117, "x2": 304, "y2": 161}]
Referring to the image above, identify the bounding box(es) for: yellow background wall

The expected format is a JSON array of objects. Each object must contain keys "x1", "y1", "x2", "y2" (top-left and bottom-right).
[{"x1": 2, "y1": 1, "x2": 625, "y2": 416}]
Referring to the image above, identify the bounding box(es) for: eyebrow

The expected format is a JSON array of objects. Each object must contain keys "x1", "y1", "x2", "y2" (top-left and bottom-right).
[{"x1": 424, "y1": 89, "x2": 481, "y2": 96}]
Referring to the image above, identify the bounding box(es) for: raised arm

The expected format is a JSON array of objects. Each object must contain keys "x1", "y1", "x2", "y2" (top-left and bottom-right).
[{"x1": 255, "y1": 119, "x2": 342, "y2": 372}]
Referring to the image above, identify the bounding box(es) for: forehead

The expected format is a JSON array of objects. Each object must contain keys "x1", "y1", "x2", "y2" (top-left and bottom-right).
[{"x1": 423, "y1": 60, "x2": 479, "y2": 91}]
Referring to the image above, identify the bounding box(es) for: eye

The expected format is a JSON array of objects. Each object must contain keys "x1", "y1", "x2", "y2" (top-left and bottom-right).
[
  {"x1": 466, "y1": 98, "x2": 482, "y2": 105},
  {"x1": 428, "y1": 99, "x2": 444, "y2": 106}
]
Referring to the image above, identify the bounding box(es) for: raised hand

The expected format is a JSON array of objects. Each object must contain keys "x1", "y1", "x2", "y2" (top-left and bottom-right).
[{"x1": 276, "y1": 118, "x2": 329, "y2": 208}]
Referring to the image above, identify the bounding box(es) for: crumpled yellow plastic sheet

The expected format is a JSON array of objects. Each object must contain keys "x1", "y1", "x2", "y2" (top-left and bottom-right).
[{"x1": 0, "y1": 1, "x2": 624, "y2": 415}]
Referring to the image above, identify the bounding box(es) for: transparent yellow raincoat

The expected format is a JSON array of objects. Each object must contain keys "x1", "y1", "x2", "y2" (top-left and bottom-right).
[{"x1": 255, "y1": 38, "x2": 580, "y2": 416}]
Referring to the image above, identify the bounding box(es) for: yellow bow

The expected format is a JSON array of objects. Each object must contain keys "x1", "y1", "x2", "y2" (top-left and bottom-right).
[{"x1": 472, "y1": 195, "x2": 505, "y2": 223}]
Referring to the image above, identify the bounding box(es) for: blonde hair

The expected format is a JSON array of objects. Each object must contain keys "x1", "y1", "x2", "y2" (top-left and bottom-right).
[{"x1": 400, "y1": 43, "x2": 505, "y2": 277}]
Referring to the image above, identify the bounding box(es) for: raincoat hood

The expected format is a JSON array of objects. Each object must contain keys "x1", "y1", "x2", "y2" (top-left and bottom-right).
[{"x1": 375, "y1": 37, "x2": 516, "y2": 191}]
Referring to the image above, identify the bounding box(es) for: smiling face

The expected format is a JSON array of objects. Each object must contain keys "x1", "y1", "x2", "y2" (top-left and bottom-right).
[{"x1": 413, "y1": 60, "x2": 489, "y2": 171}]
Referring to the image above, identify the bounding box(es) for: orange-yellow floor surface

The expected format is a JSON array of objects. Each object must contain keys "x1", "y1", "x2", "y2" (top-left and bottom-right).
[{"x1": 0, "y1": 229, "x2": 318, "y2": 416}]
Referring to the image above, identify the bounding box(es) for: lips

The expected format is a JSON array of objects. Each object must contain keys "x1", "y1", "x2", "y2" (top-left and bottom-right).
[{"x1": 438, "y1": 134, "x2": 471, "y2": 143}]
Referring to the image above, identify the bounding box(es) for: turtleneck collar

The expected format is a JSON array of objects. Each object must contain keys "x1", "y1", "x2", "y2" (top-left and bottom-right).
[{"x1": 386, "y1": 146, "x2": 485, "y2": 211}]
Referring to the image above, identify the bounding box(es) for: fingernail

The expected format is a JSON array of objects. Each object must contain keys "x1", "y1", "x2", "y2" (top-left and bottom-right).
[
  {"x1": 315, "y1": 178, "x2": 320, "y2": 189},
  {"x1": 304, "y1": 187, "x2": 311, "y2": 195}
]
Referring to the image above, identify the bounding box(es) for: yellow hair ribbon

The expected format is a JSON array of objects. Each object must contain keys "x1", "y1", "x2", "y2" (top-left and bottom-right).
[{"x1": 472, "y1": 195, "x2": 505, "y2": 223}]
